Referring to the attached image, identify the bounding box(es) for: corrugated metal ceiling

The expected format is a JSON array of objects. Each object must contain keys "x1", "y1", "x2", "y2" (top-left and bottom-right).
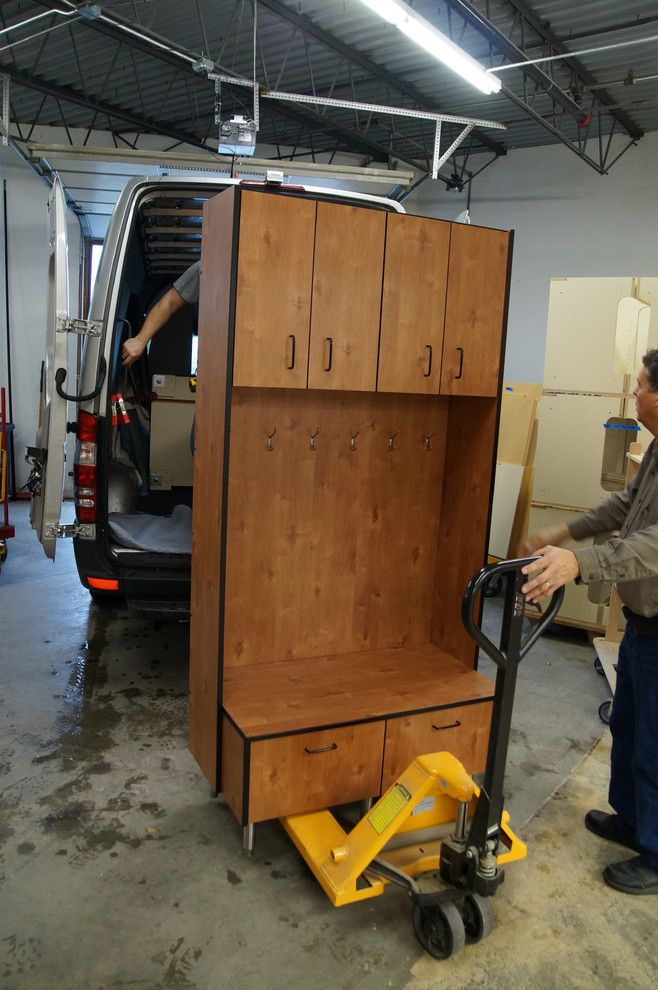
[{"x1": 1, "y1": 0, "x2": 656, "y2": 229}]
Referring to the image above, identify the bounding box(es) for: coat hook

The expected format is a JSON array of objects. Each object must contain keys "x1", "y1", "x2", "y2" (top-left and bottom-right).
[
  {"x1": 388, "y1": 431, "x2": 399, "y2": 451},
  {"x1": 310, "y1": 428, "x2": 320, "y2": 451},
  {"x1": 424, "y1": 428, "x2": 437, "y2": 451},
  {"x1": 350, "y1": 428, "x2": 360, "y2": 452},
  {"x1": 266, "y1": 428, "x2": 277, "y2": 452}
]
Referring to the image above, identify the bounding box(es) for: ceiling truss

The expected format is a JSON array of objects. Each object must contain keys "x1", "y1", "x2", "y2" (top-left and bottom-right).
[{"x1": 0, "y1": 0, "x2": 648, "y2": 226}]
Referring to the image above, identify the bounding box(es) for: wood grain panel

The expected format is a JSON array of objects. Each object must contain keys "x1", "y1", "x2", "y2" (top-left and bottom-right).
[
  {"x1": 308, "y1": 203, "x2": 386, "y2": 391},
  {"x1": 381, "y1": 701, "x2": 493, "y2": 789},
  {"x1": 223, "y1": 389, "x2": 449, "y2": 665},
  {"x1": 220, "y1": 717, "x2": 245, "y2": 822},
  {"x1": 223, "y1": 644, "x2": 494, "y2": 737},
  {"x1": 232, "y1": 191, "x2": 315, "y2": 388},
  {"x1": 440, "y1": 225, "x2": 510, "y2": 397},
  {"x1": 430, "y1": 396, "x2": 499, "y2": 663},
  {"x1": 248, "y1": 721, "x2": 385, "y2": 821},
  {"x1": 378, "y1": 214, "x2": 450, "y2": 394},
  {"x1": 189, "y1": 186, "x2": 236, "y2": 787}
]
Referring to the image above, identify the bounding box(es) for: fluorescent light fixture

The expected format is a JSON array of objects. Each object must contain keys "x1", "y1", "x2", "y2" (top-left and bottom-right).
[{"x1": 357, "y1": 0, "x2": 501, "y2": 95}]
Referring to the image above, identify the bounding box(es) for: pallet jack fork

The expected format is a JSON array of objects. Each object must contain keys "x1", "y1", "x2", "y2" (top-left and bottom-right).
[{"x1": 282, "y1": 558, "x2": 563, "y2": 959}]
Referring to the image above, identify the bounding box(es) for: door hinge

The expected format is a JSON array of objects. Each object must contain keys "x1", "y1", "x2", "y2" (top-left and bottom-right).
[
  {"x1": 56, "y1": 315, "x2": 102, "y2": 337},
  {"x1": 45, "y1": 523, "x2": 96, "y2": 540}
]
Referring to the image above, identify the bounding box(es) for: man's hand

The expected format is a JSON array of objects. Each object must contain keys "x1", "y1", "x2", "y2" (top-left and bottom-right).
[
  {"x1": 521, "y1": 546, "x2": 580, "y2": 603},
  {"x1": 516, "y1": 523, "x2": 571, "y2": 557},
  {"x1": 122, "y1": 336, "x2": 146, "y2": 367}
]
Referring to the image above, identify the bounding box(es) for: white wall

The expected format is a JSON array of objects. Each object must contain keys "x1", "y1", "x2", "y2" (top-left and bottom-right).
[
  {"x1": 0, "y1": 144, "x2": 81, "y2": 493},
  {"x1": 409, "y1": 130, "x2": 658, "y2": 383}
]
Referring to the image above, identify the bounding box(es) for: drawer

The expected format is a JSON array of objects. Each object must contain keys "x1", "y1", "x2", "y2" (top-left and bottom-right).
[
  {"x1": 248, "y1": 721, "x2": 385, "y2": 822},
  {"x1": 381, "y1": 702, "x2": 492, "y2": 790}
]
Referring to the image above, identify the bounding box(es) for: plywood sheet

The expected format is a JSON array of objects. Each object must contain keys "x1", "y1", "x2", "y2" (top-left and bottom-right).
[
  {"x1": 497, "y1": 387, "x2": 538, "y2": 465},
  {"x1": 533, "y1": 394, "x2": 620, "y2": 509}
]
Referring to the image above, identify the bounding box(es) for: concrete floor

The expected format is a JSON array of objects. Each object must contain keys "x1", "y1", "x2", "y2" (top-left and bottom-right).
[{"x1": 1, "y1": 501, "x2": 648, "y2": 990}]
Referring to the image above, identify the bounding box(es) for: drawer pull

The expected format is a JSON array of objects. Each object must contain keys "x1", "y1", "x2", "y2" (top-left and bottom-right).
[
  {"x1": 432, "y1": 719, "x2": 461, "y2": 731},
  {"x1": 304, "y1": 742, "x2": 338, "y2": 755},
  {"x1": 455, "y1": 346, "x2": 464, "y2": 380}
]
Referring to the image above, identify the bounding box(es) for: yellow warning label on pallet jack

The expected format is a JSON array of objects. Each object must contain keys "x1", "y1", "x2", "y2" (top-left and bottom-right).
[{"x1": 368, "y1": 783, "x2": 412, "y2": 835}]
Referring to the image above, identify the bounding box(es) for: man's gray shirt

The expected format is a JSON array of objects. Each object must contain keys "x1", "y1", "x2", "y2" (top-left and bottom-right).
[
  {"x1": 569, "y1": 438, "x2": 658, "y2": 616},
  {"x1": 173, "y1": 261, "x2": 200, "y2": 304}
]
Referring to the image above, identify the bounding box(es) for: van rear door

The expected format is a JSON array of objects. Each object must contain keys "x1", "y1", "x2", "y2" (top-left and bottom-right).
[{"x1": 28, "y1": 177, "x2": 71, "y2": 560}]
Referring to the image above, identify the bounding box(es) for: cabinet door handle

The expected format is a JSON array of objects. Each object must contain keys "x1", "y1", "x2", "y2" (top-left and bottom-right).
[
  {"x1": 455, "y1": 346, "x2": 464, "y2": 380},
  {"x1": 304, "y1": 742, "x2": 338, "y2": 755},
  {"x1": 287, "y1": 334, "x2": 296, "y2": 370},
  {"x1": 324, "y1": 336, "x2": 333, "y2": 372},
  {"x1": 424, "y1": 344, "x2": 433, "y2": 377},
  {"x1": 432, "y1": 719, "x2": 461, "y2": 731}
]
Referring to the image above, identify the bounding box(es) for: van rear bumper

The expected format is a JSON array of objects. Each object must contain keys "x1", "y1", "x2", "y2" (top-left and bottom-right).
[{"x1": 74, "y1": 538, "x2": 191, "y2": 609}]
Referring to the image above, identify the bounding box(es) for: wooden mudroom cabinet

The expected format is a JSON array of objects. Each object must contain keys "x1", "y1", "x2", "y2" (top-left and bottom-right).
[{"x1": 189, "y1": 186, "x2": 513, "y2": 837}]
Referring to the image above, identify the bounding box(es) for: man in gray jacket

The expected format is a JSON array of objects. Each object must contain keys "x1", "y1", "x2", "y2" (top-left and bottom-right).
[{"x1": 520, "y1": 349, "x2": 658, "y2": 896}]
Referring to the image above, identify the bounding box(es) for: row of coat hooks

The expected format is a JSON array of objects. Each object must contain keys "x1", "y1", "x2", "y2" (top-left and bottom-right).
[{"x1": 265, "y1": 428, "x2": 439, "y2": 452}]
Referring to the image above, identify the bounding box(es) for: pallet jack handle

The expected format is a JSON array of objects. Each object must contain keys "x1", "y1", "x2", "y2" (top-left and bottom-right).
[
  {"x1": 461, "y1": 556, "x2": 564, "y2": 668},
  {"x1": 443, "y1": 558, "x2": 564, "y2": 892}
]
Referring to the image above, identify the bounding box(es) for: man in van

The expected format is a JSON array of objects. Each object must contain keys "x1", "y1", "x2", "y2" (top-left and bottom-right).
[
  {"x1": 121, "y1": 261, "x2": 199, "y2": 367},
  {"x1": 519, "y1": 350, "x2": 658, "y2": 896}
]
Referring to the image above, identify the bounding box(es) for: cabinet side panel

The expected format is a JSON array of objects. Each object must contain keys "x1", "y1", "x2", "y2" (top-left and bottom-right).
[
  {"x1": 430, "y1": 396, "x2": 498, "y2": 663},
  {"x1": 224, "y1": 389, "x2": 448, "y2": 665},
  {"x1": 189, "y1": 187, "x2": 237, "y2": 785},
  {"x1": 220, "y1": 716, "x2": 245, "y2": 823}
]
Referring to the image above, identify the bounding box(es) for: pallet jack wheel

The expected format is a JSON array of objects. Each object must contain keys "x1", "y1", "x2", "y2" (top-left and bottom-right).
[
  {"x1": 0, "y1": 540, "x2": 6, "y2": 564},
  {"x1": 593, "y1": 656, "x2": 604, "y2": 676},
  {"x1": 461, "y1": 892, "x2": 495, "y2": 944},
  {"x1": 412, "y1": 898, "x2": 465, "y2": 959},
  {"x1": 598, "y1": 700, "x2": 612, "y2": 725}
]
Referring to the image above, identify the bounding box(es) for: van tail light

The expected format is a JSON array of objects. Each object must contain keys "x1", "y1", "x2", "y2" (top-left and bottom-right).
[{"x1": 74, "y1": 411, "x2": 97, "y2": 523}]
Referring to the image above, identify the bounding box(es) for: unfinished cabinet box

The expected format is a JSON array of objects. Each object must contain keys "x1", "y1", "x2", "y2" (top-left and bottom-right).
[{"x1": 189, "y1": 186, "x2": 513, "y2": 832}]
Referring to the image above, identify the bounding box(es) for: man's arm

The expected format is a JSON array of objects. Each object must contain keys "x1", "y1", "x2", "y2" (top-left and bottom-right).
[{"x1": 121, "y1": 286, "x2": 188, "y2": 367}]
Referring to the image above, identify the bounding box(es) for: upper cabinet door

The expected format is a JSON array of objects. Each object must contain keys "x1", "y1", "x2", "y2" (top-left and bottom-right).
[
  {"x1": 440, "y1": 225, "x2": 511, "y2": 397},
  {"x1": 378, "y1": 215, "x2": 450, "y2": 394},
  {"x1": 308, "y1": 203, "x2": 386, "y2": 392},
  {"x1": 233, "y1": 192, "x2": 316, "y2": 388}
]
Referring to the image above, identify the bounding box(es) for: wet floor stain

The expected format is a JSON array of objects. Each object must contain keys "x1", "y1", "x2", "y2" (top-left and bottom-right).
[
  {"x1": 16, "y1": 842, "x2": 35, "y2": 855},
  {"x1": 151, "y1": 937, "x2": 202, "y2": 990},
  {"x1": 226, "y1": 869, "x2": 242, "y2": 885}
]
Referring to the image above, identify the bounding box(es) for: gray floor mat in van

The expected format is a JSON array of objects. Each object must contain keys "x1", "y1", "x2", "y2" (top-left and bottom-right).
[{"x1": 108, "y1": 504, "x2": 192, "y2": 554}]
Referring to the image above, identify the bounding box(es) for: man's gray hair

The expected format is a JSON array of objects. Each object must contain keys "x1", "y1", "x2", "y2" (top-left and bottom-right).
[{"x1": 642, "y1": 349, "x2": 658, "y2": 391}]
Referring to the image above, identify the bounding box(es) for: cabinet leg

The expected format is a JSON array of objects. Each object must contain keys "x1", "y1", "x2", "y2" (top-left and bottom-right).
[{"x1": 243, "y1": 823, "x2": 255, "y2": 855}]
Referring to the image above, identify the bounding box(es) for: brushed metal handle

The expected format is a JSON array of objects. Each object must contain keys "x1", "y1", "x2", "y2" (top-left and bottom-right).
[
  {"x1": 455, "y1": 346, "x2": 464, "y2": 380},
  {"x1": 324, "y1": 336, "x2": 333, "y2": 372},
  {"x1": 432, "y1": 719, "x2": 461, "y2": 731},
  {"x1": 424, "y1": 344, "x2": 433, "y2": 378},
  {"x1": 287, "y1": 334, "x2": 296, "y2": 370},
  {"x1": 304, "y1": 743, "x2": 338, "y2": 755}
]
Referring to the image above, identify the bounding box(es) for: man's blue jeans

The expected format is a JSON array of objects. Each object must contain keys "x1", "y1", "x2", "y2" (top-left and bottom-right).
[{"x1": 609, "y1": 618, "x2": 658, "y2": 869}]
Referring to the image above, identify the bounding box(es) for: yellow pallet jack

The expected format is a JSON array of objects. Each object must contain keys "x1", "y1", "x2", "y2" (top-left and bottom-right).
[{"x1": 282, "y1": 558, "x2": 563, "y2": 959}]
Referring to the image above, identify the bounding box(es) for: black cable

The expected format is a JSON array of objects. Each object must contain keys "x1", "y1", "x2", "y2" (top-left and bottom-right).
[{"x1": 2, "y1": 180, "x2": 16, "y2": 499}]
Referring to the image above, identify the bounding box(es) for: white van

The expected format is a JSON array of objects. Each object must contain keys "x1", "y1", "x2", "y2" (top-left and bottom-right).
[{"x1": 27, "y1": 174, "x2": 404, "y2": 613}]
